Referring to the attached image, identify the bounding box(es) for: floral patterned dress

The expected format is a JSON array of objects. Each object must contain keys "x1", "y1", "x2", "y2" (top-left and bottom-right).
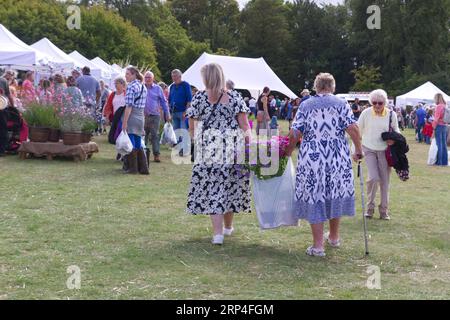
[
  {"x1": 186, "y1": 90, "x2": 251, "y2": 215},
  {"x1": 291, "y1": 94, "x2": 356, "y2": 224}
]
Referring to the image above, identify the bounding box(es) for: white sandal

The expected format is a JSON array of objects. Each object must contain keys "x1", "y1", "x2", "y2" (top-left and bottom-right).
[
  {"x1": 324, "y1": 233, "x2": 341, "y2": 248},
  {"x1": 306, "y1": 246, "x2": 326, "y2": 257}
]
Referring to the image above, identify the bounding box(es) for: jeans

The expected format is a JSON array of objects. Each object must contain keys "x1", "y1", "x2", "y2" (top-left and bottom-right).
[
  {"x1": 416, "y1": 123, "x2": 424, "y2": 142},
  {"x1": 424, "y1": 136, "x2": 431, "y2": 145},
  {"x1": 144, "y1": 115, "x2": 161, "y2": 156},
  {"x1": 172, "y1": 111, "x2": 187, "y2": 145},
  {"x1": 0, "y1": 110, "x2": 8, "y2": 154},
  {"x1": 128, "y1": 133, "x2": 142, "y2": 150},
  {"x1": 435, "y1": 125, "x2": 448, "y2": 166}
]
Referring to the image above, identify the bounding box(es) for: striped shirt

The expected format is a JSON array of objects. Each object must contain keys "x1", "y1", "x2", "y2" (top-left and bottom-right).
[{"x1": 125, "y1": 79, "x2": 147, "y2": 109}]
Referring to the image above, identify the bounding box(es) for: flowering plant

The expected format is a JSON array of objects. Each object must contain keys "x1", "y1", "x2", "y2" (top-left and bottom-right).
[
  {"x1": 239, "y1": 136, "x2": 292, "y2": 180},
  {"x1": 54, "y1": 92, "x2": 95, "y2": 133},
  {"x1": 59, "y1": 105, "x2": 95, "y2": 133}
]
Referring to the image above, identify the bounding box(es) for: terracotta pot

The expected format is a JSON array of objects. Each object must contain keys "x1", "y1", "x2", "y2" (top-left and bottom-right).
[
  {"x1": 29, "y1": 127, "x2": 50, "y2": 143},
  {"x1": 48, "y1": 129, "x2": 61, "y2": 143},
  {"x1": 62, "y1": 132, "x2": 83, "y2": 145},
  {"x1": 81, "y1": 132, "x2": 92, "y2": 143}
]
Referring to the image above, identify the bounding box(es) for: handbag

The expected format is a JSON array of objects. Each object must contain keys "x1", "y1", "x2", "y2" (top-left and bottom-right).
[{"x1": 385, "y1": 111, "x2": 396, "y2": 167}]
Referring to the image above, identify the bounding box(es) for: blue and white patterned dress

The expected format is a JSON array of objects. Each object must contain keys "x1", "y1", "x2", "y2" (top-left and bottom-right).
[{"x1": 291, "y1": 94, "x2": 356, "y2": 224}]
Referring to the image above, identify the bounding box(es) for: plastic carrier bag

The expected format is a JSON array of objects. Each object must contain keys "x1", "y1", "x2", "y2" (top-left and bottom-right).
[
  {"x1": 116, "y1": 131, "x2": 133, "y2": 155},
  {"x1": 160, "y1": 123, "x2": 178, "y2": 146},
  {"x1": 427, "y1": 138, "x2": 438, "y2": 165},
  {"x1": 252, "y1": 158, "x2": 299, "y2": 230}
]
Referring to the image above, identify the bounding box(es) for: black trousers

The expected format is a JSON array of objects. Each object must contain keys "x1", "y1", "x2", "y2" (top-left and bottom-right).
[{"x1": 0, "y1": 109, "x2": 8, "y2": 153}]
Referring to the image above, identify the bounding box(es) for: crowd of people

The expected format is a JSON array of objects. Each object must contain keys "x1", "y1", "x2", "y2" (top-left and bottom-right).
[{"x1": 1, "y1": 64, "x2": 449, "y2": 256}]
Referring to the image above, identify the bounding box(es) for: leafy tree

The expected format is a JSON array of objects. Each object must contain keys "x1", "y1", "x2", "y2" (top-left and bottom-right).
[
  {"x1": 239, "y1": 0, "x2": 292, "y2": 90},
  {"x1": 351, "y1": 65, "x2": 382, "y2": 92},
  {"x1": 169, "y1": 0, "x2": 240, "y2": 52},
  {"x1": 286, "y1": 0, "x2": 354, "y2": 93},
  {"x1": 0, "y1": 0, "x2": 159, "y2": 73}
]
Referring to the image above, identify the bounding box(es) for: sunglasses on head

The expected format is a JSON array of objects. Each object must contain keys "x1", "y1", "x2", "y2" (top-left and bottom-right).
[{"x1": 371, "y1": 101, "x2": 384, "y2": 106}]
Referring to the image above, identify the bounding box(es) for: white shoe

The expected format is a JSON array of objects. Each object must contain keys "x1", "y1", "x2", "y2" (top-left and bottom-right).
[
  {"x1": 223, "y1": 227, "x2": 234, "y2": 236},
  {"x1": 212, "y1": 235, "x2": 224, "y2": 245}
]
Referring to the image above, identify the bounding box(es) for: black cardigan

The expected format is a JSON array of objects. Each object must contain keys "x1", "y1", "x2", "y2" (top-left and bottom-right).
[{"x1": 381, "y1": 131, "x2": 409, "y2": 171}]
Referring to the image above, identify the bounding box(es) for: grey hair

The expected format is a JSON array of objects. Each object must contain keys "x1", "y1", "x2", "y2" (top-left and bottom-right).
[
  {"x1": 114, "y1": 76, "x2": 127, "y2": 87},
  {"x1": 369, "y1": 89, "x2": 388, "y2": 105},
  {"x1": 226, "y1": 80, "x2": 235, "y2": 90},
  {"x1": 171, "y1": 69, "x2": 182, "y2": 77},
  {"x1": 145, "y1": 71, "x2": 154, "y2": 78},
  {"x1": 313, "y1": 73, "x2": 336, "y2": 93}
]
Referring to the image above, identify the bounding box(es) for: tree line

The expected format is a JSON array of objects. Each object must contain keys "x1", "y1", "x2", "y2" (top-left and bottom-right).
[{"x1": 1, "y1": 0, "x2": 449, "y2": 97}]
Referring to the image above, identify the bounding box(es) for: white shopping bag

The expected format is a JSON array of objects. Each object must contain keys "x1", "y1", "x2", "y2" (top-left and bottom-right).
[
  {"x1": 160, "y1": 123, "x2": 178, "y2": 146},
  {"x1": 116, "y1": 131, "x2": 133, "y2": 155},
  {"x1": 252, "y1": 158, "x2": 299, "y2": 230},
  {"x1": 427, "y1": 138, "x2": 438, "y2": 165}
]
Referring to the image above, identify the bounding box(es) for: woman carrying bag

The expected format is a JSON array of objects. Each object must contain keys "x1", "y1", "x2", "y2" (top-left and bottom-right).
[
  {"x1": 121, "y1": 66, "x2": 149, "y2": 175},
  {"x1": 358, "y1": 89, "x2": 400, "y2": 220},
  {"x1": 186, "y1": 63, "x2": 252, "y2": 245},
  {"x1": 432, "y1": 93, "x2": 448, "y2": 166}
]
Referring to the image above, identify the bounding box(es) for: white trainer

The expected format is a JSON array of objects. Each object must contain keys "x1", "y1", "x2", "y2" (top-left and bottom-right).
[
  {"x1": 223, "y1": 227, "x2": 234, "y2": 236},
  {"x1": 212, "y1": 235, "x2": 224, "y2": 245}
]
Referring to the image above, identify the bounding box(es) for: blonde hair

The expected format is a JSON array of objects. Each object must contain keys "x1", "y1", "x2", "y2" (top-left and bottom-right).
[
  {"x1": 313, "y1": 73, "x2": 336, "y2": 93},
  {"x1": 201, "y1": 63, "x2": 225, "y2": 97},
  {"x1": 434, "y1": 93, "x2": 446, "y2": 105},
  {"x1": 369, "y1": 89, "x2": 388, "y2": 105}
]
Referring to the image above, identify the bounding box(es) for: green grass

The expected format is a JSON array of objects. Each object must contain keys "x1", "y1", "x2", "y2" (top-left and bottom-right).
[{"x1": 0, "y1": 122, "x2": 449, "y2": 300}]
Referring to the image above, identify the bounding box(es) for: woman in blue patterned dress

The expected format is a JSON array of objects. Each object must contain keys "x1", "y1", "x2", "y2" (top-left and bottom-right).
[{"x1": 286, "y1": 73, "x2": 363, "y2": 257}]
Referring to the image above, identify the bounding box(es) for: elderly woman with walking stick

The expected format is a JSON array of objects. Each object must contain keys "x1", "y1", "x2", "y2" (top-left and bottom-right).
[
  {"x1": 358, "y1": 89, "x2": 400, "y2": 220},
  {"x1": 286, "y1": 73, "x2": 363, "y2": 257}
]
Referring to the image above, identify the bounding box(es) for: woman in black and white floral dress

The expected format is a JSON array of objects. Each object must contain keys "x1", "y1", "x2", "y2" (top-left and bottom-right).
[{"x1": 186, "y1": 63, "x2": 252, "y2": 245}]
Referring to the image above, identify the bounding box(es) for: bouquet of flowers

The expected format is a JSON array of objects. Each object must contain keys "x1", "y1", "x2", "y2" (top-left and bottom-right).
[{"x1": 241, "y1": 136, "x2": 291, "y2": 180}]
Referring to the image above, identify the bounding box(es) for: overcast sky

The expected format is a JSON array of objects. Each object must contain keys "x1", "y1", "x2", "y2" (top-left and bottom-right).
[{"x1": 237, "y1": 0, "x2": 345, "y2": 9}]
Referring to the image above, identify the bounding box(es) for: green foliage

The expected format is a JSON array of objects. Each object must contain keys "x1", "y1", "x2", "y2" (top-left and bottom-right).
[
  {"x1": 169, "y1": 0, "x2": 240, "y2": 52},
  {"x1": 0, "y1": 0, "x2": 159, "y2": 74},
  {"x1": 22, "y1": 103, "x2": 57, "y2": 128},
  {"x1": 239, "y1": 0, "x2": 292, "y2": 89},
  {"x1": 1, "y1": 0, "x2": 450, "y2": 95},
  {"x1": 351, "y1": 65, "x2": 382, "y2": 92},
  {"x1": 346, "y1": 0, "x2": 450, "y2": 93}
]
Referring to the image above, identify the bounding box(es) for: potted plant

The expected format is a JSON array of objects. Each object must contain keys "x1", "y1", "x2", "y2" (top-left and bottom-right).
[
  {"x1": 48, "y1": 112, "x2": 61, "y2": 143},
  {"x1": 22, "y1": 103, "x2": 55, "y2": 143},
  {"x1": 81, "y1": 118, "x2": 97, "y2": 143},
  {"x1": 60, "y1": 105, "x2": 95, "y2": 145}
]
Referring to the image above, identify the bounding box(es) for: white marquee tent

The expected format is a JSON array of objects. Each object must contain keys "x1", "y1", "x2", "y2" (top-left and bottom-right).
[
  {"x1": 396, "y1": 81, "x2": 450, "y2": 107},
  {"x1": 31, "y1": 37, "x2": 80, "y2": 73},
  {"x1": 0, "y1": 24, "x2": 50, "y2": 70},
  {"x1": 183, "y1": 52, "x2": 298, "y2": 99},
  {"x1": 91, "y1": 57, "x2": 121, "y2": 87},
  {"x1": 68, "y1": 50, "x2": 103, "y2": 79}
]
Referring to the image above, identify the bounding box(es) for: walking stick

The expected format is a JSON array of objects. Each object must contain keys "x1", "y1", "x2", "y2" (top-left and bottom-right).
[{"x1": 358, "y1": 161, "x2": 370, "y2": 256}]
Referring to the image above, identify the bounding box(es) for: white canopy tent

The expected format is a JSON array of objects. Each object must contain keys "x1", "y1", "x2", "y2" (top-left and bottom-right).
[
  {"x1": 396, "y1": 81, "x2": 450, "y2": 107},
  {"x1": 31, "y1": 38, "x2": 81, "y2": 74},
  {"x1": 183, "y1": 52, "x2": 298, "y2": 99},
  {"x1": 68, "y1": 50, "x2": 103, "y2": 79},
  {"x1": 0, "y1": 24, "x2": 50, "y2": 70},
  {"x1": 91, "y1": 57, "x2": 121, "y2": 88}
]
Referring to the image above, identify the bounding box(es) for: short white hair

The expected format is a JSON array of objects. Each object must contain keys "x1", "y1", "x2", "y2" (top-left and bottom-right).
[
  {"x1": 171, "y1": 69, "x2": 182, "y2": 77},
  {"x1": 313, "y1": 73, "x2": 336, "y2": 93},
  {"x1": 145, "y1": 71, "x2": 154, "y2": 78},
  {"x1": 369, "y1": 89, "x2": 388, "y2": 105},
  {"x1": 114, "y1": 76, "x2": 127, "y2": 87}
]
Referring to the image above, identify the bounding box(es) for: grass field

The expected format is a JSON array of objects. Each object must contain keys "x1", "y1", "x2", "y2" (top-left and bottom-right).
[{"x1": 0, "y1": 123, "x2": 449, "y2": 300}]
